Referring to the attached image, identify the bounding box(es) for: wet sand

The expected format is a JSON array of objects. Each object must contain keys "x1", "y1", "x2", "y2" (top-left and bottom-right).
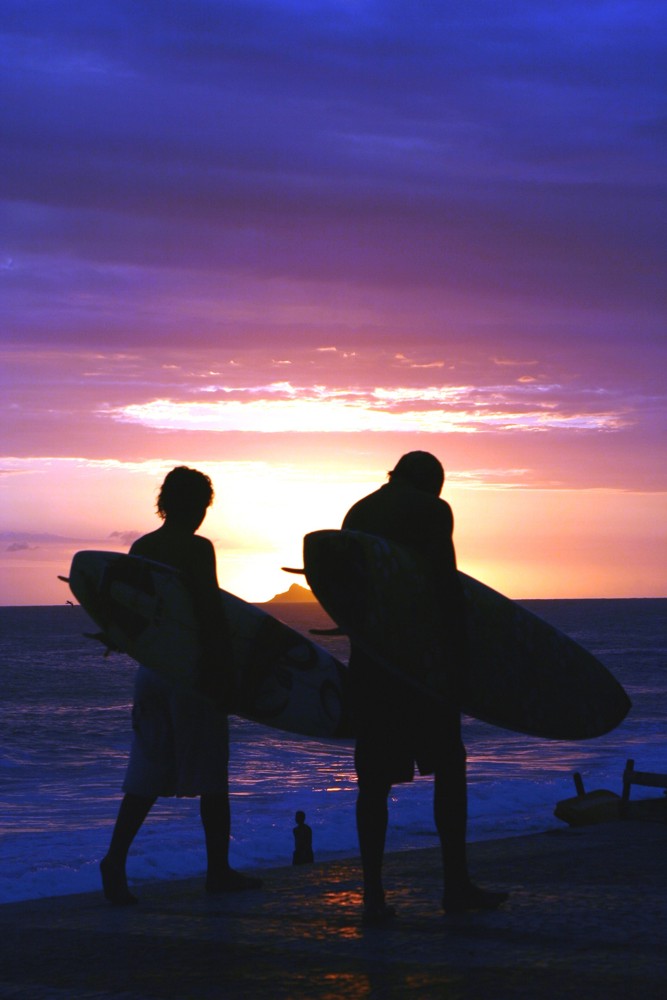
[{"x1": 1, "y1": 806, "x2": 666, "y2": 999}]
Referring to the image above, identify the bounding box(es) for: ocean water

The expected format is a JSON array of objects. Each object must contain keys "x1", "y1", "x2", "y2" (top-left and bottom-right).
[{"x1": 1, "y1": 598, "x2": 666, "y2": 904}]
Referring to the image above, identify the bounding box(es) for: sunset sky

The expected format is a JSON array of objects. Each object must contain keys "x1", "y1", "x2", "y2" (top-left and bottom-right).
[{"x1": 2, "y1": 0, "x2": 666, "y2": 605}]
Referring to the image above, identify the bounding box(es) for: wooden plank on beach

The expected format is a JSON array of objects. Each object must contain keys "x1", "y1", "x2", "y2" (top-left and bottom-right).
[{"x1": 622, "y1": 758, "x2": 667, "y2": 809}]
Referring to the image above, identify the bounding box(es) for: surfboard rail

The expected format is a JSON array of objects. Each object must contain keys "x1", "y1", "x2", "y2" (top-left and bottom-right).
[
  {"x1": 67, "y1": 550, "x2": 353, "y2": 740},
  {"x1": 303, "y1": 529, "x2": 631, "y2": 741}
]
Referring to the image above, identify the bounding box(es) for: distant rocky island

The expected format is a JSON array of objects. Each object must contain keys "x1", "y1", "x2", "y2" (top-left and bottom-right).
[{"x1": 266, "y1": 583, "x2": 316, "y2": 604}]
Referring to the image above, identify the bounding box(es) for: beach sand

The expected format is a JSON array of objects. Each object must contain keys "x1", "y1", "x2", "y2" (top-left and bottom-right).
[{"x1": 1, "y1": 804, "x2": 666, "y2": 999}]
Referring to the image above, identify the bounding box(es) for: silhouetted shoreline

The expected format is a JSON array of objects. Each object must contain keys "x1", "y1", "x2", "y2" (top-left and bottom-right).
[{"x1": 2, "y1": 820, "x2": 667, "y2": 998}]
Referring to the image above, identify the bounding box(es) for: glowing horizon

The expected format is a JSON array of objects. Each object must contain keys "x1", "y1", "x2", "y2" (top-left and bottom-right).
[
  {"x1": 2, "y1": 453, "x2": 665, "y2": 605},
  {"x1": 2, "y1": 2, "x2": 666, "y2": 604}
]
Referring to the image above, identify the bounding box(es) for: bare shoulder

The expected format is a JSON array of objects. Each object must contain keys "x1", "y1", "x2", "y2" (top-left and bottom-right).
[
  {"x1": 192, "y1": 533, "x2": 214, "y2": 552},
  {"x1": 435, "y1": 495, "x2": 454, "y2": 518},
  {"x1": 129, "y1": 530, "x2": 161, "y2": 556},
  {"x1": 129, "y1": 529, "x2": 215, "y2": 580},
  {"x1": 189, "y1": 534, "x2": 216, "y2": 565}
]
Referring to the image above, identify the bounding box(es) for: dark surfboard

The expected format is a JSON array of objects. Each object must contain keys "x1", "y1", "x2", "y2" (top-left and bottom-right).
[{"x1": 302, "y1": 529, "x2": 631, "y2": 741}]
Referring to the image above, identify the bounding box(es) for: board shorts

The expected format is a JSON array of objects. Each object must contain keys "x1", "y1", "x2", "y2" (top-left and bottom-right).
[
  {"x1": 123, "y1": 665, "x2": 230, "y2": 798},
  {"x1": 351, "y1": 650, "x2": 465, "y2": 787}
]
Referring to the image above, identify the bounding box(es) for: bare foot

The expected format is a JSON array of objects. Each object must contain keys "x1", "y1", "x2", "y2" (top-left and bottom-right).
[
  {"x1": 100, "y1": 856, "x2": 138, "y2": 905},
  {"x1": 362, "y1": 901, "x2": 396, "y2": 926},
  {"x1": 205, "y1": 868, "x2": 263, "y2": 893},
  {"x1": 443, "y1": 883, "x2": 508, "y2": 914}
]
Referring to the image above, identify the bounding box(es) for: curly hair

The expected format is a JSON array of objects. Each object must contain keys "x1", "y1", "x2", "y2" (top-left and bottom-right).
[{"x1": 156, "y1": 466, "x2": 214, "y2": 520}]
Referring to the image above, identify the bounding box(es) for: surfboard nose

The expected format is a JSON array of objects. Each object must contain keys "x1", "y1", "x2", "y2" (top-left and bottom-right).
[{"x1": 304, "y1": 531, "x2": 369, "y2": 626}]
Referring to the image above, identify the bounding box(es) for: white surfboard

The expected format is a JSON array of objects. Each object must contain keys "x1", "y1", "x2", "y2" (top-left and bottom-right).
[{"x1": 65, "y1": 550, "x2": 352, "y2": 739}]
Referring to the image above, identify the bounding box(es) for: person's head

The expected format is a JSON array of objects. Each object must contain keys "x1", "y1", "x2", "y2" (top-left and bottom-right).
[
  {"x1": 388, "y1": 451, "x2": 444, "y2": 496},
  {"x1": 295, "y1": 810, "x2": 306, "y2": 824},
  {"x1": 156, "y1": 466, "x2": 214, "y2": 527}
]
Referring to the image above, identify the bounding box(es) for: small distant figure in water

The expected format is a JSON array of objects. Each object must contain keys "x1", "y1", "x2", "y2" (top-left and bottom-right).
[{"x1": 292, "y1": 810, "x2": 314, "y2": 865}]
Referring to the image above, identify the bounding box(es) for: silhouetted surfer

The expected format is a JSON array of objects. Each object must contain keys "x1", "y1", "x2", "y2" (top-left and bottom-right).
[
  {"x1": 292, "y1": 810, "x2": 314, "y2": 865},
  {"x1": 100, "y1": 466, "x2": 262, "y2": 904},
  {"x1": 342, "y1": 451, "x2": 508, "y2": 923}
]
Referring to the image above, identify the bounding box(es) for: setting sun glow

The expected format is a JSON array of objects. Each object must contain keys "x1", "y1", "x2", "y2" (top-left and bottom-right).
[{"x1": 2, "y1": 4, "x2": 665, "y2": 605}]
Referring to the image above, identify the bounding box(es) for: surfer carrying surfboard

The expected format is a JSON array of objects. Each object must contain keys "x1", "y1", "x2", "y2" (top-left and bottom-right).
[
  {"x1": 342, "y1": 452, "x2": 508, "y2": 922},
  {"x1": 99, "y1": 466, "x2": 262, "y2": 904}
]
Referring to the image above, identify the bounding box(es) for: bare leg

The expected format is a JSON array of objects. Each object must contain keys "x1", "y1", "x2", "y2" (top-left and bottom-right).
[
  {"x1": 434, "y1": 749, "x2": 469, "y2": 894},
  {"x1": 356, "y1": 780, "x2": 396, "y2": 923},
  {"x1": 356, "y1": 781, "x2": 389, "y2": 903},
  {"x1": 101, "y1": 793, "x2": 156, "y2": 904},
  {"x1": 435, "y1": 751, "x2": 509, "y2": 913},
  {"x1": 201, "y1": 792, "x2": 262, "y2": 892}
]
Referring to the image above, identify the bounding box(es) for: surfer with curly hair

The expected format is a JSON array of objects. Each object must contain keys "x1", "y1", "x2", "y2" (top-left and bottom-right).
[
  {"x1": 343, "y1": 451, "x2": 508, "y2": 923},
  {"x1": 100, "y1": 466, "x2": 262, "y2": 904}
]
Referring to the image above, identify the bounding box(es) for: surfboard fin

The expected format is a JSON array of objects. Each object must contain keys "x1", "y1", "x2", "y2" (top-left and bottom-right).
[
  {"x1": 58, "y1": 575, "x2": 70, "y2": 583},
  {"x1": 84, "y1": 631, "x2": 120, "y2": 658},
  {"x1": 281, "y1": 566, "x2": 306, "y2": 574}
]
